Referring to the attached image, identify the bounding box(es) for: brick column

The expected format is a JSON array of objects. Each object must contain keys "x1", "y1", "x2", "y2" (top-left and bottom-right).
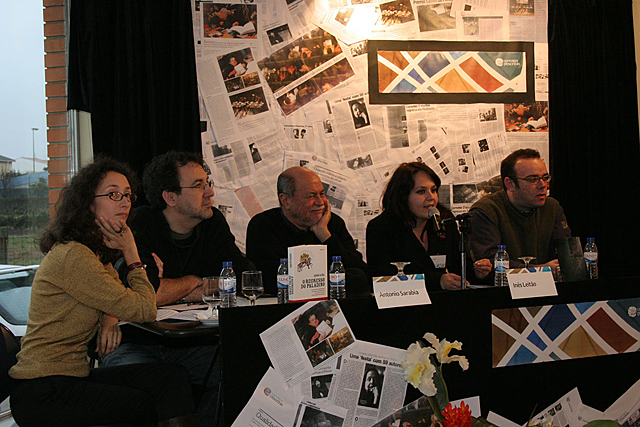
[{"x1": 44, "y1": 0, "x2": 68, "y2": 217}]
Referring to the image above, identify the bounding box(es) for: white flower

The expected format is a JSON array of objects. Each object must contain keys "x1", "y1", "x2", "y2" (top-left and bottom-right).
[
  {"x1": 422, "y1": 332, "x2": 469, "y2": 371},
  {"x1": 402, "y1": 342, "x2": 437, "y2": 396}
]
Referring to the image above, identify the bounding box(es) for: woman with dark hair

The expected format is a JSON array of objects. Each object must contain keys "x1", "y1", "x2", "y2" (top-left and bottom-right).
[
  {"x1": 9, "y1": 157, "x2": 197, "y2": 427},
  {"x1": 366, "y1": 162, "x2": 491, "y2": 291}
]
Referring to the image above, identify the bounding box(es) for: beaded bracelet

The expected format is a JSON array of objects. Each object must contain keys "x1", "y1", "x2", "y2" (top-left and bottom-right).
[{"x1": 127, "y1": 262, "x2": 147, "y2": 271}]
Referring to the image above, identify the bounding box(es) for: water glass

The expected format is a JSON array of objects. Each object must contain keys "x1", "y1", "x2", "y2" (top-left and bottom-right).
[
  {"x1": 202, "y1": 276, "x2": 222, "y2": 319},
  {"x1": 242, "y1": 270, "x2": 264, "y2": 306}
]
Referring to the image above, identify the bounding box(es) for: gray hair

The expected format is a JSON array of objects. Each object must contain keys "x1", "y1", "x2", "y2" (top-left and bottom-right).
[{"x1": 277, "y1": 171, "x2": 296, "y2": 204}]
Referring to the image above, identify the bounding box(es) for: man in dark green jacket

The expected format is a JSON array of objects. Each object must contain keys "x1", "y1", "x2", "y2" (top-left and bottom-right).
[{"x1": 469, "y1": 148, "x2": 571, "y2": 269}]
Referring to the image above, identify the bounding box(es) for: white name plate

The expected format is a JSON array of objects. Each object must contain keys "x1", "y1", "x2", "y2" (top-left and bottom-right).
[
  {"x1": 507, "y1": 267, "x2": 558, "y2": 299},
  {"x1": 372, "y1": 274, "x2": 432, "y2": 309}
]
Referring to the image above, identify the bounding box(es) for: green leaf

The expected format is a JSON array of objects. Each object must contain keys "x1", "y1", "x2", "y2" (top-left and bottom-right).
[
  {"x1": 431, "y1": 358, "x2": 449, "y2": 412},
  {"x1": 428, "y1": 396, "x2": 445, "y2": 423},
  {"x1": 583, "y1": 421, "x2": 622, "y2": 427},
  {"x1": 472, "y1": 416, "x2": 496, "y2": 427}
]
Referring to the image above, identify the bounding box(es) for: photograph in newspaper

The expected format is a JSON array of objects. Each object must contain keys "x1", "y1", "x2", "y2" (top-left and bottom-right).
[
  {"x1": 311, "y1": 374, "x2": 333, "y2": 399},
  {"x1": 349, "y1": 98, "x2": 370, "y2": 129},
  {"x1": 293, "y1": 401, "x2": 347, "y2": 427},
  {"x1": 416, "y1": 1, "x2": 456, "y2": 33},
  {"x1": 292, "y1": 300, "x2": 354, "y2": 366},
  {"x1": 357, "y1": 364, "x2": 384, "y2": 409},
  {"x1": 378, "y1": 0, "x2": 416, "y2": 27},
  {"x1": 267, "y1": 23, "x2": 293, "y2": 46},
  {"x1": 258, "y1": 28, "x2": 344, "y2": 93},
  {"x1": 229, "y1": 87, "x2": 269, "y2": 120},
  {"x1": 218, "y1": 48, "x2": 259, "y2": 93},
  {"x1": 510, "y1": 0, "x2": 534, "y2": 16},
  {"x1": 275, "y1": 58, "x2": 356, "y2": 116},
  {"x1": 371, "y1": 396, "x2": 436, "y2": 427},
  {"x1": 202, "y1": 2, "x2": 258, "y2": 39},
  {"x1": 504, "y1": 101, "x2": 549, "y2": 132}
]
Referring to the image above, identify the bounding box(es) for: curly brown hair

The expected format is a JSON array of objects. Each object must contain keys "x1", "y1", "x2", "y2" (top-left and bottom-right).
[{"x1": 39, "y1": 156, "x2": 138, "y2": 263}]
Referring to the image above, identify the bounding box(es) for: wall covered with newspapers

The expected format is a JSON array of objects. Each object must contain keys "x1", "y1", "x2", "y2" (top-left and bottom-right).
[{"x1": 192, "y1": 0, "x2": 549, "y2": 254}]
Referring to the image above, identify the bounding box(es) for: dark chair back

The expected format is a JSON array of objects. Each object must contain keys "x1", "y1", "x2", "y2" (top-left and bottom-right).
[{"x1": 0, "y1": 324, "x2": 20, "y2": 402}]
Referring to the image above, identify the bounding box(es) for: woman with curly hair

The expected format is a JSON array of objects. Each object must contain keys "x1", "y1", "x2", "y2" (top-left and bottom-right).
[
  {"x1": 366, "y1": 162, "x2": 492, "y2": 291},
  {"x1": 9, "y1": 157, "x2": 197, "y2": 426}
]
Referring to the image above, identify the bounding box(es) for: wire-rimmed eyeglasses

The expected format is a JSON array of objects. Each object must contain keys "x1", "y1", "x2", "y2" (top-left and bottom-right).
[{"x1": 180, "y1": 180, "x2": 214, "y2": 191}]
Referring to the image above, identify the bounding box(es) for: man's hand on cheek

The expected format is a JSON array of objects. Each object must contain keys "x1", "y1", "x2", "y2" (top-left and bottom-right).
[{"x1": 310, "y1": 200, "x2": 332, "y2": 242}]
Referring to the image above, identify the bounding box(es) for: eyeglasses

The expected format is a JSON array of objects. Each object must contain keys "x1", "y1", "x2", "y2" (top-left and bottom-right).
[
  {"x1": 515, "y1": 174, "x2": 552, "y2": 185},
  {"x1": 181, "y1": 180, "x2": 214, "y2": 191},
  {"x1": 94, "y1": 192, "x2": 137, "y2": 202}
]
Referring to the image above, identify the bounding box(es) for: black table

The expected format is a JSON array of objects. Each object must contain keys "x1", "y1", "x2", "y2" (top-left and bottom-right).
[{"x1": 219, "y1": 276, "x2": 640, "y2": 426}]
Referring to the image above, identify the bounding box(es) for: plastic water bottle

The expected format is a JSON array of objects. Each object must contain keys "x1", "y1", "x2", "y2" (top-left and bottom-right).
[
  {"x1": 277, "y1": 258, "x2": 289, "y2": 304},
  {"x1": 220, "y1": 261, "x2": 236, "y2": 308},
  {"x1": 584, "y1": 237, "x2": 598, "y2": 279},
  {"x1": 494, "y1": 245, "x2": 509, "y2": 287},
  {"x1": 329, "y1": 256, "x2": 346, "y2": 300}
]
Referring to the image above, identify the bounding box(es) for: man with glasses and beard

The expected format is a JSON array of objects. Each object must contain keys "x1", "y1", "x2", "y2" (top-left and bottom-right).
[
  {"x1": 101, "y1": 151, "x2": 254, "y2": 425},
  {"x1": 469, "y1": 149, "x2": 571, "y2": 271}
]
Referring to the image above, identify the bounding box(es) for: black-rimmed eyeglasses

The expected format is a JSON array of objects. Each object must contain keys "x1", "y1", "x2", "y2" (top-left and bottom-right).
[
  {"x1": 515, "y1": 174, "x2": 552, "y2": 185},
  {"x1": 94, "y1": 192, "x2": 137, "y2": 202},
  {"x1": 180, "y1": 180, "x2": 214, "y2": 191}
]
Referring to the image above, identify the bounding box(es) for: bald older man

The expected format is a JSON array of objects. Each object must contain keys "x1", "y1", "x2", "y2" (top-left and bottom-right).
[{"x1": 246, "y1": 167, "x2": 368, "y2": 296}]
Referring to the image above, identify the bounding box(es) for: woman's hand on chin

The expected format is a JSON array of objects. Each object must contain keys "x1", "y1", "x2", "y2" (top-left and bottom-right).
[{"x1": 96, "y1": 216, "x2": 135, "y2": 252}]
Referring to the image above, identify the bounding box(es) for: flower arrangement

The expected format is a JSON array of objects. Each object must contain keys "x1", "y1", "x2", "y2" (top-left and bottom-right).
[
  {"x1": 401, "y1": 333, "x2": 624, "y2": 427},
  {"x1": 401, "y1": 332, "x2": 485, "y2": 427}
]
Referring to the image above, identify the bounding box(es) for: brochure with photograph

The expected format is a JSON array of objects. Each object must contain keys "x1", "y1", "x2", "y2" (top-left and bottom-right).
[{"x1": 260, "y1": 300, "x2": 355, "y2": 388}]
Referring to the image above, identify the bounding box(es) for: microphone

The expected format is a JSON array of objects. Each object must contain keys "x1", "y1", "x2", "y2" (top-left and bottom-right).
[{"x1": 428, "y1": 207, "x2": 446, "y2": 238}]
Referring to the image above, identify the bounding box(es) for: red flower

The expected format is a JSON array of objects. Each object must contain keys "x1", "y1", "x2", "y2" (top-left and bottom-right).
[{"x1": 442, "y1": 401, "x2": 473, "y2": 427}]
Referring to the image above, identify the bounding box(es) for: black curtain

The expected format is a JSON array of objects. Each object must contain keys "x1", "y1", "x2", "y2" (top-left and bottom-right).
[
  {"x1": 68, "y1": 0, "x2": 201, "y2": 186},
  {"x1": 548, "y1": 0, "x2": 640, "y2": 278}
]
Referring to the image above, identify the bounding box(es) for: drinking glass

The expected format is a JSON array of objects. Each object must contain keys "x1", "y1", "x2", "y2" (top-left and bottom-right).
[
  {"x1": 390, "y1": 262, "x2": 411, "y2": 276},
  {"x1": 242, "y1": 270, "x2": 264, "y2": 306},
  {"x1": 518, "y1": 256, "x2": 536, "y2": 269},
  {"x1": 202, "y1": 276, "x2": 222, "y2": 320}
]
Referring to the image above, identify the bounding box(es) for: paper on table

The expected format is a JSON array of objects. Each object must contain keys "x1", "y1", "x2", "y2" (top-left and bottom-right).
[
  {"x1": 159, "y1": 303, "x2": 208, "y2": 311},
  {"x1": 292, "y1": 399, "x2": 348, "y2": 427},
  {"x1": 487, "y1": 411, "x2": 521, "y2": 427},
  {"x1": 231, "y1": 367, "x2": 296, "y2": 427},
  {"x1": 527, "y1": 387, "x2": 582, "y2": 427},
  {"x1": 156, "y1": 308, "x2": 209, "y2": 322},
  {"x1": 323, "y1": 340, "x2": 407, "y2": 427},
  {"x1": 260, "y1": 300, "x2": 356, "y2": 389},
  {"x1": 604, "y1": 378, "x2": 640, "y2": 426}
]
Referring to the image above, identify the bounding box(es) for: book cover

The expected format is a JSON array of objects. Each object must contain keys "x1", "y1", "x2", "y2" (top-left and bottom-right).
[{"x1": 288, "y1": 245, "x2": 327, "y2": 302}]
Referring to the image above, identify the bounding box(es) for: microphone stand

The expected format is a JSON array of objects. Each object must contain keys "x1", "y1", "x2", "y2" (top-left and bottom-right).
[{"x1": 444, "y1": 212, "x2": 473, "y2": 290}]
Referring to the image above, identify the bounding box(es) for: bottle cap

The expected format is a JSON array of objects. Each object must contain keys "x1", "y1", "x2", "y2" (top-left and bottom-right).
[
  {"x1": 498, "y1": 245, "x2": 506, "y2": 249},
  {"x1": 587, "y1": 237, "x2": 595, "y2": 243},
  {"x1": 332, "y1": 256, "x2": 341, "y2": 261},
  {"x1": 223, "y1": 261, "x2": 232, "y2": 267},
  {"x1": 280, "y1": 258, "x2": 287, "y2": 263}
]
